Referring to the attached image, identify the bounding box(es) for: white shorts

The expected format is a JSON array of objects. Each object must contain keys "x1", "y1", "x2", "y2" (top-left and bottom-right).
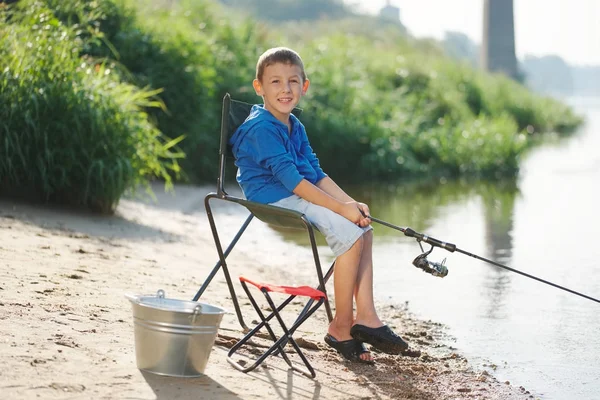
[{"x1": 269, "y1": 195, "x2": 372, "y2": 257}]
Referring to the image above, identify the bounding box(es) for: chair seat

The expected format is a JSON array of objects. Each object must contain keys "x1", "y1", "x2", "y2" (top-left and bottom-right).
[
  {"x1": 235, "y1": 197, "x2": 308, "y2": 229},
  {"x1": 240, "y1": 276, "x2": 327, "y2": 300}
]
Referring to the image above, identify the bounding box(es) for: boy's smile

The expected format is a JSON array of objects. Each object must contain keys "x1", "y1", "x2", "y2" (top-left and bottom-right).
[{"x1": 253, "y1": 62, "x2": 310, "y2": 126}]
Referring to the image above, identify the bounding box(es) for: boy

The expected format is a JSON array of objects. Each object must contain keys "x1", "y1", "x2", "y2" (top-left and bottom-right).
[{"x1": 230, "y1": 47, "x2": 410, "y2": 363}]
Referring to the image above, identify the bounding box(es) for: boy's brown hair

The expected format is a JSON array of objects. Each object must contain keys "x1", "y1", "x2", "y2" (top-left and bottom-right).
[{"x1": 255, "y1": 47, "x2": 307, "y2": 82}]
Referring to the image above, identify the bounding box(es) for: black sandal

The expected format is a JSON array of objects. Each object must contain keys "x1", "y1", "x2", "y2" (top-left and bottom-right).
[
  {"x1": 350, "y1": 324, "x2": 409, "y2": 355},
  {"x1": 324, "y1": 334, "x2": 374, "y2": 365}
]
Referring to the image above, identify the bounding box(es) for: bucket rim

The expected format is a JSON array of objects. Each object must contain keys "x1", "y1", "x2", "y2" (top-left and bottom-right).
[{"x1": 125, "y1": 292, "x2": 228, "y2": 315}]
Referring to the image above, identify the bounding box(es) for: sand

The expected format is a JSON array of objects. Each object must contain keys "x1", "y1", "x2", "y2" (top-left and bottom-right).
[{"x1": 0, "y1": 183, "x2": 538, "y2": 400}]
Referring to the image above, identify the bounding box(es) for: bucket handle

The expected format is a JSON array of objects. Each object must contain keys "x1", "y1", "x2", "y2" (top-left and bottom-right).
[
  {"x1": 124, "y1": 289, "x2": 166, "y2": 304},
  {"x1": 191, "y1": 304, "x2": 203, "y2": 323}
]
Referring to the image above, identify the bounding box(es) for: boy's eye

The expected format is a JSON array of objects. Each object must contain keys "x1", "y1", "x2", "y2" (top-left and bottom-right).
[{"x1": 271, "y1": 80, "x2": 279, "y2": 83}]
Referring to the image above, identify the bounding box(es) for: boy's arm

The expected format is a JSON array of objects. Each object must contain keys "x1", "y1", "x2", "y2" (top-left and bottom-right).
[
  {"x1": 293, "y1": 179, "x2": 369, "y2": 226},
  {"x1": 316, "y1": 176, "x2": 354, "y2": 202},
  {"x1": 316, "y1": 177, "x2": 371, "y2": 226}
]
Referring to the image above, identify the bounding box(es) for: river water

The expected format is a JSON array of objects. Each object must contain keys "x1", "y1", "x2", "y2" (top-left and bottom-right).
[{"x1": 274, "y1": 96, "x2": 600, "y2": 399}]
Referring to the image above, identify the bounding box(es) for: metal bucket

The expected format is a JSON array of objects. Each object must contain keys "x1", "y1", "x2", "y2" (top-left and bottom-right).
[{"x1": 125, "y1": 289, "x2": 226, "y2": 377}]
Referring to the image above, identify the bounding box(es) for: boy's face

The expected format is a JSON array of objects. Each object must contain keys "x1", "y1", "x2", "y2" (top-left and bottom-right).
[{"x1": 253, "y1": 62, "x2": 310, "y2": 124}]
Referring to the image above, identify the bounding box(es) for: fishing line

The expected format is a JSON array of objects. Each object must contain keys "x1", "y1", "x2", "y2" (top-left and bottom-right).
[{"x1": 365, "y1": 214, "x2": 600, "y2": 305}]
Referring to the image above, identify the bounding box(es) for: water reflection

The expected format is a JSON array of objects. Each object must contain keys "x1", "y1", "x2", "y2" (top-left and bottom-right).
[
  {"x1": 272, "y1": 178, "x2": 518, "y2": 244},
  {"x1": 480, "y1": 181, "x2": 517, "y2": 319}
]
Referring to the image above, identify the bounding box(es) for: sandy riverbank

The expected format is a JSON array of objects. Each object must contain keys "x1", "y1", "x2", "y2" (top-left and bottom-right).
[{"x1": 0, "y1": 183, "x2": 537, "y2": 399}]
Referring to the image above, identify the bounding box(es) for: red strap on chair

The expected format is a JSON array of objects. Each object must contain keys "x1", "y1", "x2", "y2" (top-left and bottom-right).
[{"x1": 239, "y1": 276, "x2": 326, "y2": 300}]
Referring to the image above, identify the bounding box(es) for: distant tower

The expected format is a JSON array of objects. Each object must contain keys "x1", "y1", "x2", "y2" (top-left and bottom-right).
[
  {"x1": 481, "y1": 0, "x2": 518, "y2": 79},
  {"x1": 379, "y1": 0, "x2": 400, "y2": 23}
]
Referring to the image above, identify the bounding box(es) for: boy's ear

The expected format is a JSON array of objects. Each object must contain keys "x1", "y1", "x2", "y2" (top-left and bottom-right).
[
  {"x1": 302, "y1": 79, "x2": 310, "y2": 95},
  {"x1": 252, "y1": 79, "x2": 263, "y2": 96}
]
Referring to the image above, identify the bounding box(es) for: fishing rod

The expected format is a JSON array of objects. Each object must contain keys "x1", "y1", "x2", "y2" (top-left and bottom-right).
[{"x1": 365, "y1": 214, "x2": 600, "y2": 305}]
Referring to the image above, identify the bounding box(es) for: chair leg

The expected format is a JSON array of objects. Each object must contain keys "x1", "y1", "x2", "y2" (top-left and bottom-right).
[
  {"x1": 227, "y1": 285, "x2": 296, "y2": 374},
  {"x1": 304, "y1": 219, "x2": 334, "y2": 323},
  {"x1": 196, "y1": 194, "x2": 334, "y2": 333},
  {"x1": 262, "y1": 291, "x2": 323, "y2": 378},
  {"x1": 192, "y1": 211, "x2": 253, "y2": 302},
  {"x1": 319, "y1": 261, "x2": 335, "y2": 322},
  {"x1": 269, "y1": 257, "x2": 336, "y2": 360},
  {"x1": 196, "y1": 194, "x2": 254, "y2": 330},
  {"x1": 227, "y1": 283, "x2": 324, "y2": 379}
]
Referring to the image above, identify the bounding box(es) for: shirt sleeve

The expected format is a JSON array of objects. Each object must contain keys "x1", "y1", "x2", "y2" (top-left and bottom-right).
[
  {"x1": 298, "y1": 124, "x2": 327, "y2": 182},
  {"x1": 245, "y1": 123, "x2": 304, "y2": 192}
]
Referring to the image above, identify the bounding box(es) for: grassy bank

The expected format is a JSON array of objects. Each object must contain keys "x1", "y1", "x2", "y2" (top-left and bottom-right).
[
  {"x1": 0, "y1": 0, "x2": 183, "y2": 212},
  {"x1": 0, "y1": 0, "x2": 583, "y2": 212}
]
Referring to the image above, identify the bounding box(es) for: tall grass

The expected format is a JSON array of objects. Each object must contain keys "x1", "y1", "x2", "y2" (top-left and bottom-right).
[
  {"x1": 1, "y1": 0, "x2": 584, "y2": 206},
  {"x1": 38, "y1": 0, "x2": 265, "y2": 180},
  {"x1": 0, "y1": 1, "x2": 183, "y2": 212},
  {"x1": 37, "y1": 0, "x2": 583, "y2": 183}
]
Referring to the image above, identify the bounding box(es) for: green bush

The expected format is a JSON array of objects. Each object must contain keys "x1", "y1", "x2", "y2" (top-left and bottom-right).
[
  {"x1": 293, "y1": 34, "x2": 565, "y2": 181},
  {"x1": 1, "y1": 0, "x2": 584, "y2": 204},
  {"x1": 41, "y1": 0, "x2": 265, "y2": 180},
  {"x1": 0, "y1": 1, "x2": 182, "y2": 212}
]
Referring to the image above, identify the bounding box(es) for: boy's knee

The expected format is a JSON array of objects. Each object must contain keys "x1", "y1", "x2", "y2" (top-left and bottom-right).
[
  {"x1": 344, "y1": 235, "x2": 363, "y2": 254},
  {"x1": 355, "y1": 235, "x2": 364, "y2": 247},
  {"x1": 354, "y1": 229, "x2": 372, "y2": 247},
  {"x1": 361, "y1": 229, "x2": 373, "y2": 246},
  {"x1": 355, "y1": 233, "x2": 370, "y2": 252}
]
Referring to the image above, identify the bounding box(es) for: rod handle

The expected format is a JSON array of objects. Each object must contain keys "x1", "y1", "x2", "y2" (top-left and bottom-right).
[{"x1": 404, "y1": 227, "x2": 457, "y2": 252}]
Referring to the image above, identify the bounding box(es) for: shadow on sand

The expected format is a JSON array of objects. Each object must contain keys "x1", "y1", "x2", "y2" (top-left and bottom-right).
[{"x1": 141, "y1": 371, "x2": 243, "y2": 400}]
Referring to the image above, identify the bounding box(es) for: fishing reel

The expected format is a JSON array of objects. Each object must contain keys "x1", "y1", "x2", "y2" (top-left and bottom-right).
[{"x1": 412, "y1": 244, "x2": 449, "y2": 278}]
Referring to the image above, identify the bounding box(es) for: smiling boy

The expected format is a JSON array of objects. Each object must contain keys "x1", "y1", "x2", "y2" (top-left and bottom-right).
[{"x1": 230, "y1": 47, "x2": 411, "y2": 364}]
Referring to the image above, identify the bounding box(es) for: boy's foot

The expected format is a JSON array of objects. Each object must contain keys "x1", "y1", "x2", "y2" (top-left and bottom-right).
[
  {"x1": 324, "y1": 334, "x2": 375, "y2": 365},
  {"x1": 350, "y1": 324, "x2": 409, "y2": 355}
]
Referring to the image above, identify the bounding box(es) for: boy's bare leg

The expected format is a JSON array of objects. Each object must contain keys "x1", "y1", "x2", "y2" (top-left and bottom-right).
[
  {"x1": 351, "y1": 230, "x2": 410, "y2": 356},
  {"x1": 328, "y1": 236, "x2": 362, "y2": 341},
  {"x1": 327, "y1": 236, "x2": 373, "y2": 361},
  {"x1": 353, "y1": 230, "x2": 384, "y2": 328}
]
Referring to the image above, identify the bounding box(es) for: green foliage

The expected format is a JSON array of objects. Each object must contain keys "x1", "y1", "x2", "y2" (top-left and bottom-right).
[
  {"x1": 50, "y1": 0, "x2": 264, "y2": 180},
  {"x1": 0, "y1": 1, "x2": 183, "y2": 212},
  {"x1": 290, "y1": 34, "x2": 579, "y2": 181},
  {"x1": 1, "y1": 0, "x2": 585, "y2": 210},
  {"x1": 218, "y1": 0, "x2": 350, "y2": 22},
  {"x1": 129, "y1": 0, "x2": 264, "y2": 179}
]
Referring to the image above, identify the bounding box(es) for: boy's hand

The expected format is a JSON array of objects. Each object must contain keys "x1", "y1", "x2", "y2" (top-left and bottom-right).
[
  {"x1": 356, "y1": 202, "x2": 371, "y2": 227},
  {"x1": 339, "y1": 202, "x2": 363, "y2": 224},
  {"x1": 340, "y1": 202, "x2": 371, "y2": 227}
]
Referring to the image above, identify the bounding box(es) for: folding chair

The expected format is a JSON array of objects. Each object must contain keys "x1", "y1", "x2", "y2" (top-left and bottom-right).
[
  {"x1": 226, "y1": 276, "x2": 326, "y2": 378},
  {"x1": 193, "y1": 93, "x2": 335, "y2": 333}
]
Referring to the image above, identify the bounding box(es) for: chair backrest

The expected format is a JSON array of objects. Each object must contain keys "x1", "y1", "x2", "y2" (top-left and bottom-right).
[{"x1": 217, "y1": 93, "x2": 302, "y2": 196}]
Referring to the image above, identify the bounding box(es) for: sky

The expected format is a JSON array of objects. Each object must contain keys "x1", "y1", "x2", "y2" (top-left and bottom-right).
[{"x1": 344, "y1": 0, "x2": 600, "y2": 66}]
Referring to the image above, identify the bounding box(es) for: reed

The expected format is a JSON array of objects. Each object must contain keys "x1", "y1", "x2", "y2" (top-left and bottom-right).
[
  {"x1": 0, "y1": 1, "x2": 183, "y2": 212},
  {"x1": 1, "y1": 0, "x2": 584, "y2": 202}
]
